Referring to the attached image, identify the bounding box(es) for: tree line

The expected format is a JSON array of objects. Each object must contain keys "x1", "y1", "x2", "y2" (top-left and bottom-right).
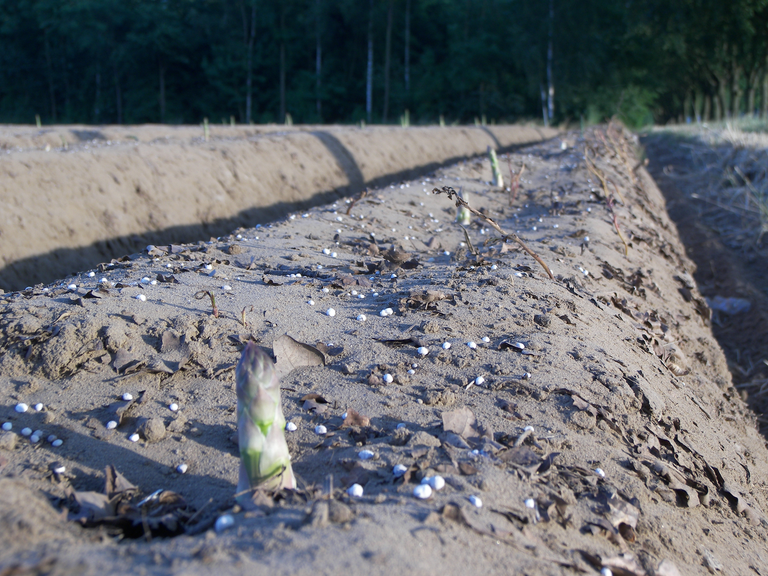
[{"x1": 0, "y1": 0, "x2": 766, "y2": 129}]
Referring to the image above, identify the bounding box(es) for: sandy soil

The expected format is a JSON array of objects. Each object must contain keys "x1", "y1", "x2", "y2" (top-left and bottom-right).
[
  {"x1": 0, "y1": 123, "x2": 554, "y2": 292},
  {"x1": 1, "y1": 125, "x2": 767, "y2": 576}
]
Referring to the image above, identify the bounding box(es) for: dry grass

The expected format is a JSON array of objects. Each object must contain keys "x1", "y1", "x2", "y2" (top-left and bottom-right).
[{"x1": 650, "y1": 121, "x2": 768, "y2": 246}]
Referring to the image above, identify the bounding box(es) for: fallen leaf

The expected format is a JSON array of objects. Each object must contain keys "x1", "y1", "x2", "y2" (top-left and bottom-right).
[
  {"x1": 300, "y1": 393, "x2": 329, "y2": 404},
  {"x1": 273, "y1": 334, "x2": 325, "y2": 378},
  {"x1": 315, "y1": 342, "x2": 344, "y2": 356},
  {"x1": 442, "y1": 407, "x2": 478, "y2": 438},
  {"x1": 69, "y1": 490, "x2": 115, "y2": 523},
  {"x1": 498, "y1": 446, "x2": 542, "y2": 467},
  {"x1": 104, "y1": 465, "x2": 136, "y2": 498}
]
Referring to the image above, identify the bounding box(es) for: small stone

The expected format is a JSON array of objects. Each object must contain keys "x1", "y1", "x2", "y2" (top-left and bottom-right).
[
  {"x1": 347, "y1": 483, "x2": 364, "y2": 497},
  {"x1": 442, "y1": 342, "x2": 451, "y2": 350},
  {"x1": 481, "y1": 336, "x2": 490, "y2": 343},
  {"x1": 417, "y1": 347, "x2": 429, "y2": 356},
  {"x1": 467, "y1": 341, "x2": 477, "y2": 349},
  {"x1": 169, "y1": 403, "x2": 179, "y2": 412},
  {"x1": 20, "y1": 428, "x2": 32, "y2": 436},
  {"x1": 413, "y1": 484, "x2": 432, "y2": 499},
  {"x1": 328, "y1": 500, "x2": 354, "y2": 523},
  {"x1": 0, "y1": 431, "x2": 18, "y2": 450},
  {"x1": 129, "y1": 433, "x2": 140, "y2": 443},
  {"x1": 1, "y1": 423, "x2": 11, "y2": 431},
  {"x1": 121, "y1": 393, "x2": 133, "y2": 401},
  {"x1": 138, "y1": 418, "x2": 166, "y2": 443},
  {"x1": 136, "y1": 294, "x2": 147, "y2": 302},
  {"x1": 106, "y1": 420, "x2": 118, "y2": 430},
  {"x1": 326, "y1": 308, "x2": 336, "y2": 317},
  {"x1": 383, "y1": 374, "x2": 394, "y2": 384},
  {"x1": 51, "y1": 439, "x2": 63, "y2": 447},
  {"x1": 475, "y1": 376, "x2": 485, "y2": 386},
  {"x1": 469, "y1": 495, "x2": 483, "y2": 508},
  {"x1": 15, "y1": 403, "x2": 28, "y2": 413},
  {"x1": 594, "y1": 468, "x2": 606, "y2": 478},
  {"x1": 314, "y1": 425, "x2": 327, "y2": 435},
  {"x1": 357, "y1": 314, "x2": 367, "y2": 322},
  {"x1": 176, "y1": 463, "x2": 188, "y2": 474},
  {"x1": 409, "y1": 430, "x2": 441, "y2": 448},
  {"x1": 34, "y1": 403, "x2": 44, "y2": 412},
  {"x1": 285, "y1": 422, "x2": 297, "y2": 432}
]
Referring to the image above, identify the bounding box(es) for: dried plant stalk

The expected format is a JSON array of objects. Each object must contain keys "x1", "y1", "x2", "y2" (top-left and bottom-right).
[{"x1": 432, "y1": 186, "x2": 554, "y2": 280}]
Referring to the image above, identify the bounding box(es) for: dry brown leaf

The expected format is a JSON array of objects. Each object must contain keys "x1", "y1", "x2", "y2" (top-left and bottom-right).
[
  {"x1": 104, "y1": 465, "x2": 136, "y2": 498},
  {"x1": 274, "y1": 334, "x2": 325, "y2": 379},
  {"x1": 441, "y1": 407, "x2": 478, "y2": 438}
]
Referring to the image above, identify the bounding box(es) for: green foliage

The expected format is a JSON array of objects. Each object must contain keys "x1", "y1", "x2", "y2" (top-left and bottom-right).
[{"x1": 0, "y1": 0, "x2": 766, "y2": 126}]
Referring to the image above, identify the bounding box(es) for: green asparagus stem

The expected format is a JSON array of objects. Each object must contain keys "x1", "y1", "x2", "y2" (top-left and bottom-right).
[
  {"x1": 456, "y1": 188, "x2": 471, "y2": 226},
  {"x1": 236, "y1": 342, "x2": 296, "y2": 500},
  {"x1": 488, "y1": 146, "x2": 504, "y2": 188}
]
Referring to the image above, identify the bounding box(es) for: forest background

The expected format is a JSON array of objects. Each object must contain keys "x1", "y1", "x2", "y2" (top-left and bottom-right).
[{"x1": 1, "y1": 0, "x2": 767, "y2": 130}]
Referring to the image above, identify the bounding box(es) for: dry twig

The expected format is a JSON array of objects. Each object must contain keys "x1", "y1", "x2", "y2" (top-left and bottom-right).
[
  {"x1": 507, "y1": 158, "x2": 525, "y2": 205},
  {"x1": 432, "y1": 186, "x2": 554, "y2": 280}
]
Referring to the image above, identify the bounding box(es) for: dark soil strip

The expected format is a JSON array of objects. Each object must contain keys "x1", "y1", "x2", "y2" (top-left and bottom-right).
[{"x1": 643, "y1": 133, "x2": 768, "y2": 437}]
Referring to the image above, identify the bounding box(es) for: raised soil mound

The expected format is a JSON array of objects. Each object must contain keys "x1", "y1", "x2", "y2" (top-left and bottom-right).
[
  {"x1": 0, "y1": 125, "x2": 766, "y2": 575},
  {"x1": 0, "y1": 124, "x2": 554, "y2": 292}
]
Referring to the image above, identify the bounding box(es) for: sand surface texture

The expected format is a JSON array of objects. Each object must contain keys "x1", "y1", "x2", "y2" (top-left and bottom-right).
[
  {"x1": 0, "y1": 124, "x2": 554, "y2": 292},
  {"x1": 0, "y1": 125, "x2": 766, "y2": 576}
]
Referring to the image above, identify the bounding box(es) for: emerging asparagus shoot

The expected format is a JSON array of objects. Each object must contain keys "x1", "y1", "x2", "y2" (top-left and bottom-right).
[
  {"x1": 236, "y1": 342, "x2": 296, "y2": 501},
  {"x1": 488, "y1": 146, "x2": 504, "y2": 188},
  {"x1": 455, "y1": 188, "x2": 471, "y2": 226}
]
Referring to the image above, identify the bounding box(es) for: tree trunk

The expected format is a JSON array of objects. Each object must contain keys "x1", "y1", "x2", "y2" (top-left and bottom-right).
[
  {"x1": 717, "y1": 74, "x2": 728, "y2": 120},
  {"x1": 366, "y1": 0, "x2": 373, "y2": 124},
  {"x1": 315, "y1": 0, "x2": 322, "y2": 120},
  {"x1": 703, "y1": 94, "x2": 711, "y2": 122},
  {"x1": 546, "y1": 0, "x2": 554, "y2": 121},
  {"x1": 279, "y1": 5, "x2": 286, "y2": 123},
  {"x1": 159, "y1": 61, "x2": 166, "y2": 123},
  {"x1": 404, "y1": 0, "x2": 410, "y2": 97},
  {"x1": 762, "y1": 69, "x2": 768, "y2": 118},
  {"x1": 382, "y1": 0, "x2": 393, "y2": 123},
  {"x1": 113, "y1": 61, "x2": 122, "y2": 124},
  {"x1": 94, "y1": 70, "x2": 101, "y2": 123},
  {"x1": 746, "y1": 66, "x2": 759, "y2": 117},
  {"x1": 44, "y1": 32, "x2": 57, "y2": 122},
  {"x1": 241, "y1": 0, "x2": 257, "y2": 124},
  {"x1": 731, "y1": 63, "x2": 742, "y2": 119},
  {"x1": 541, "y1": 85, "x2": 548, "y2": 127}
]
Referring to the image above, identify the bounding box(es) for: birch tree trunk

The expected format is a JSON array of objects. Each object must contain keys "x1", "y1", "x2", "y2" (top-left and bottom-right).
[
  {"x1": 546, "y1": 0, "x2": 554, "y2": 122},
  {"x1": 404, "y1": 0, "x2": 410, "y2": 97},
  {"x1": 366, "y1": 0, "x2": 373, "y2": 124},
  {"x1": 159, "y1": 60, "x2": 166, "y2": 123},
  {"x1": 241, "y1": 1, "x2": 257, "y2": 124},
  {"x1": 382, "y1": 0, "x2": 393, "y2": 123},
  {"x1": 315, "y1": 0, "x2": 322, "y2": 121},
  {"x1": 44, "y1": 32, "x2": 57, "y2": 122},
  {"x1": 279, "y1": 4, "x2": 286, "y2": 123}
]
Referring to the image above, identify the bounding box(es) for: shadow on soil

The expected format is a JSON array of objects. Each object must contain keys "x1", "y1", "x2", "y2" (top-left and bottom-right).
[
  {"x1": 642, "y1": 133, "x2": 768, "y2": 439},
  {"x1": 0, "y1": 136, "x2": 543, "y2": 293}
]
